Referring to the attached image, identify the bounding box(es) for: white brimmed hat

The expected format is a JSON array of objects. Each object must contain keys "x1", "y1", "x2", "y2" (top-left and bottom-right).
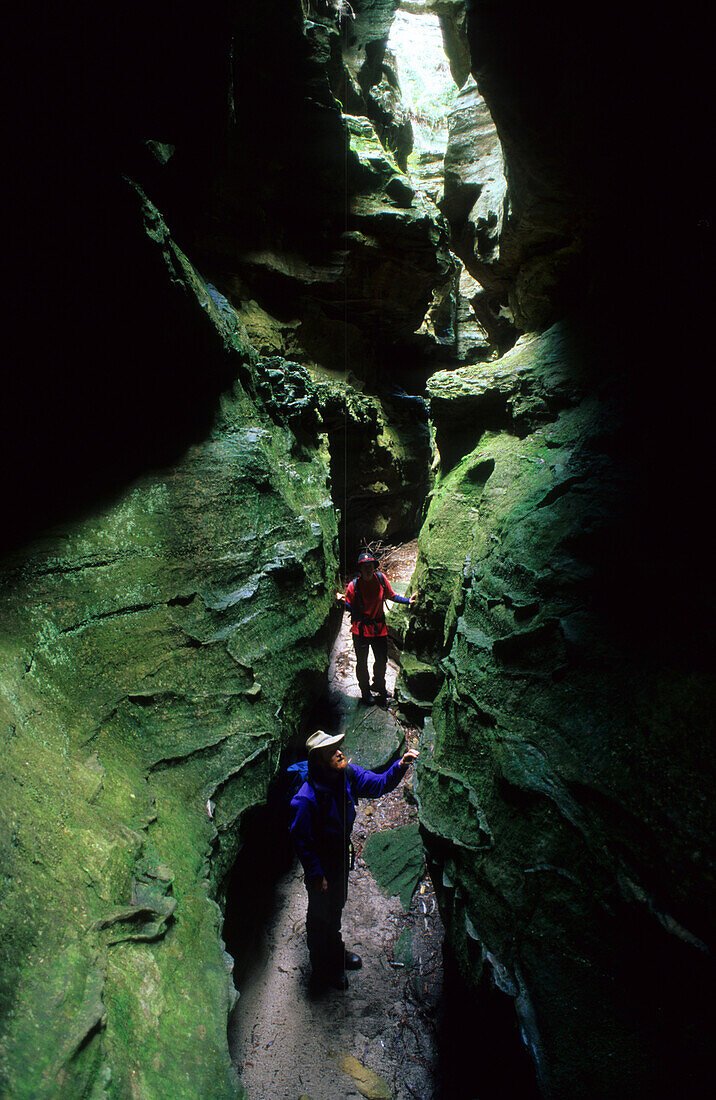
[{"x1": 306, "y1": 730, "x2": 345, "y2": 754}]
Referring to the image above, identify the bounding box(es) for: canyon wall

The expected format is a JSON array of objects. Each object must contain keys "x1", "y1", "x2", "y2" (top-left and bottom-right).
[
  {"x1": 1, "y1": 3, "x2": 442, "y2": 1095},
  {"x1": 2, "y1": 2, "x2": 713, "y2": 1098},
  {"x1": 400, "y1": 323, "x2": 713, "y2": 1095},
  {"x1": 1, "y1": 192, "x2": 340, "y2": 1099},
  {"x1": 397, "y1": 1, "x2": 714, "y2": 1095}
]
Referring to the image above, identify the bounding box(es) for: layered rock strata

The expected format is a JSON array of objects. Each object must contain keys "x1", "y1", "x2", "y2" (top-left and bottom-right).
[
  {"x1": 231, "y1": 300, "x2": 432, "y2": 564},
  {"x1": 4, "y1": 1, "x2": 713, "y2": 1097},
  {"x1": 441, "y1": 74, "x2": 511, "y2": 351},
  {"x1": 0, "y1": 195, "x2": 339, "y2": 1099},
  {"x1": 398, "y1": 325, "x2": 714, "y2": 1095},
  {"x1": 219, "y1": 3, "x2": 453, "y2": 364}
]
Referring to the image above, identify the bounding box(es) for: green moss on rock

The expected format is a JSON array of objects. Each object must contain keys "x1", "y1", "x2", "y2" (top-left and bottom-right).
[
  {"x1": 362, "y1": 824, "x2": 424, "y2": 911},
  {"x1": 0, "y1": 194, "x2": 339, "y2": 1098},
  {"x1": 405, "y1": 323, "x2": 714, "y2": 1095}
]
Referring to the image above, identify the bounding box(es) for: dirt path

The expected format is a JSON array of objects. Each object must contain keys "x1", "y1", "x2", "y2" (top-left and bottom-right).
[{"x1": 228, "y1": 542, "x2": 445, "y2": 1100}]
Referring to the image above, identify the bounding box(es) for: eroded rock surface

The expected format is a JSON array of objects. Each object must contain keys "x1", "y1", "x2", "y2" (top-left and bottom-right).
[
  {"x1": 3, "y1": 1, "x2": 713, "y2": 1097},
  {"x1": 2, "y1": 11, "x2": 452, "y2": 1089},
  {"x1": 0, "y1": 197, "x2": 338, "y2": 1099},
  {"x1": 318, "y1": 379, "x2": 431, "y2": 557},
  {"x1": 398, "y1": 325, "x2": 714, "y2": 1096},
  {"x1": 220, "y1": 5, "x2": 453, "y2": 364}
]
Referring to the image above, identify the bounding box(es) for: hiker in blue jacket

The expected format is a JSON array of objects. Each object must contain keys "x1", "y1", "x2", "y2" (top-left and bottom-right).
[{"x1": 290, "y1": 729, "x2": 419, "y2": 992}]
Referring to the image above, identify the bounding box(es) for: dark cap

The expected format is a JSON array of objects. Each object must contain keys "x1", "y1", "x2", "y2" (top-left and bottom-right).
[{"x1": 357, "y1": 551, "x2": 379, "y2": 565}]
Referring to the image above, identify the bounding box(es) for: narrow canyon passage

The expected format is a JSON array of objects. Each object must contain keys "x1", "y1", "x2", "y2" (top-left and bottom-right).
[
  {"x1": 227, "y1": 785, "x2": 443, "y2": 1100},
  {"x1": 2, "y1": 2, "x2": 712, "y2": 1097},
  {"x1": 227, "y1": 542, "x2": 446, "y2": 1100}
]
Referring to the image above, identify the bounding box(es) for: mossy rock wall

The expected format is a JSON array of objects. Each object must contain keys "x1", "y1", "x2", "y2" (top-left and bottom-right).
[
  {"x1": 0, "y1": 194, "x2": 339, "y2": 1099},
  {"x1": 316, "y1": 379, "x2": 431, "y2": 562},
  {"x1": 401, "y1": 325, "x2": 714, "y2": 1096}
]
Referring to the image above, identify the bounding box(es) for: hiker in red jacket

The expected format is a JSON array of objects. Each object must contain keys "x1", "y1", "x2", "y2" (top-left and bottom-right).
[{"x1": 336, "y1": 551, "x2": 417, "y2": 705}]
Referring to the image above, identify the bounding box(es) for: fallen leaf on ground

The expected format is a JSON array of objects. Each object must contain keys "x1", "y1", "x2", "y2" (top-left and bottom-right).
[{"x1": 335, "y1": 1051, "x2": 392, "y2": 1099}]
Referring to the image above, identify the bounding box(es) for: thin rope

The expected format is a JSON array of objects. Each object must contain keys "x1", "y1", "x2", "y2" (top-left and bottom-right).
[
  {"x1": 343, "y1": 82, "x2": 349, "y2": 577},
  {"x1": 341, "y1": 30, "x2": 350, "y2": 1014}
]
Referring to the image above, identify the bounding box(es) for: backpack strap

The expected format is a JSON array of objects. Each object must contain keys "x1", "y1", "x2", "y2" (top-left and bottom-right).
[{"x1": 349, "y1": 574, "x2": 361, "y2": 627}]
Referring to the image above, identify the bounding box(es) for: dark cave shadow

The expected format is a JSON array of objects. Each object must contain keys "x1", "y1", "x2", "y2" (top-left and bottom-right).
[{"x1": 436, "y1": 945, "x2": 541, "y2": 1100}]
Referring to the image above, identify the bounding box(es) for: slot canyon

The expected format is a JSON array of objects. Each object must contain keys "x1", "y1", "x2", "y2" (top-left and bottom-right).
[{"x1": 1, "y1": 2, "x2": 713, "y2": 1098}]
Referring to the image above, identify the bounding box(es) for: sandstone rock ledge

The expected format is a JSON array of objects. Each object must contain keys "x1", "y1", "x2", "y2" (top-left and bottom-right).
[
  {"x1": 399, "y1": 324, "x2": 714, "y2": 1097},
  {"x1": 0, "y1": 194, "x2": 339, "y2": 1100}
]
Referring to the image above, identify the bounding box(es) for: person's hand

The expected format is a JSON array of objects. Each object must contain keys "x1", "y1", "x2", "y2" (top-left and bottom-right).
[
  {"x1": 336, "y1": 591, "x2": 346, "y2": 603},
  {"x1": 409, "y1": 593, "x2": 418, "y2": 606},
  {"x1": 400, "y1": 748, "x2": 419, "y2": 768}
]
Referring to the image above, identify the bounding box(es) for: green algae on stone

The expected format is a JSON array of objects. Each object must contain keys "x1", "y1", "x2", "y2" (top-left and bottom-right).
[
  {"x1": 345, "y1": 113, "x2": 412, "y2": 200},
  {"x1": 0, "y1": 191, "x2": 339, "y2": 1099},
  {"x1": 414, "y1": 757, "x2": 493, "y2": 854},
  {"x1": 362, "y1": 824, "x2": 424, "y2": 910},
  {"x1": 342, "y1": 705, "x2": 404, "y2": 773},
  {"x1": 403, "y1": 319, "x2": 714, "y2": 1095}
]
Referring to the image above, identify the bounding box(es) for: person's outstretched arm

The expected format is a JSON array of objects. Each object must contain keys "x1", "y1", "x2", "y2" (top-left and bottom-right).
[
  {"x1": 350, "y1": 749, "x2": 419, "y2": 799},
  {"x1": 382, "y1": 575, "x2": 417, "y2": 607},
  {"x1": 336, "y1": 578, "x2": 356, "y2": 613}
]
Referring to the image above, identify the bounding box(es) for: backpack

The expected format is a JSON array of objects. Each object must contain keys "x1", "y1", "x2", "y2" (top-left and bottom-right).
[
  {"x1": 286, "y1": 759, "x2": 310, "y2": 801},
  {"x1": 350, "y1": 571, "x2": 387, "y2": 636},
  {"x1": 286, "y1": 760, "x2": 358, "y2": 803}
]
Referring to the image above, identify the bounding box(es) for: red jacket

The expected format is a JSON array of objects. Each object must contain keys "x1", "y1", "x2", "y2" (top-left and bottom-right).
[{"x1": 345, "y1": 571, "x2": 409, "y2": 637}]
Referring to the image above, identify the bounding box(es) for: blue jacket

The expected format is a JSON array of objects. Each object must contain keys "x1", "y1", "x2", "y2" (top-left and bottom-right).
[{"x1": 290, "y1": 758, "x2": 409, "y2": 883}]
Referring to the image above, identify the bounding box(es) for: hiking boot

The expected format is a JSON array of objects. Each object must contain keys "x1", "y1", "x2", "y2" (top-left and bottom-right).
[
  {"x1": 344, "y1": 951, "x2": 362, "y2": 970},
  {"x1": 359, "y1": 692, "x2": 373, "y2": 705}
]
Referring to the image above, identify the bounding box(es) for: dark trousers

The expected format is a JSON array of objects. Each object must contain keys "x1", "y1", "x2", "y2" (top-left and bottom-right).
[
  {"x1": 353, "y1": 633, "x2": 388, "y2": 696},
  {"x1": 306, "y1": 862, "x2": 348, "y2": 978}
]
